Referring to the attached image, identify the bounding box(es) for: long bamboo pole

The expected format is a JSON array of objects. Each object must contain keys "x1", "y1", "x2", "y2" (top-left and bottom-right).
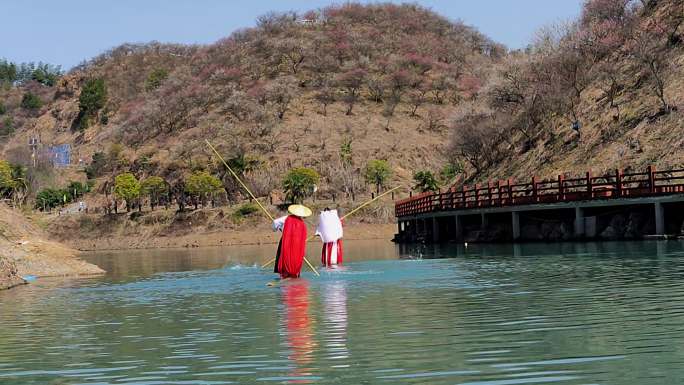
[
  {"x1": 260, "y1": 186, "x2": 402, "y2": 268},
  {"x1": 205, "y1": 140, "x2": 320, "y2": 277}
]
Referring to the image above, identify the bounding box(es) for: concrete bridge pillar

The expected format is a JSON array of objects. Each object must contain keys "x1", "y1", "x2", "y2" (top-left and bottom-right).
[
  {"x1": 454, "y1": 215, "x2": 462, "y2": 240},
  {"x1": 574, "y1": 207, "x2": 585, "y2": 238},
  {"x1": 512, "y1": 211, "x2": 520, "y2": 240},
  {"x1": 432, "y1": 217, "x2": 439, "y2": 243},
  {"x1": 655, "y1": 202, "x2": 665, "y2": 235},
  {"x1": 481, "y1": 213, "x2": 488, "y2": 230}
]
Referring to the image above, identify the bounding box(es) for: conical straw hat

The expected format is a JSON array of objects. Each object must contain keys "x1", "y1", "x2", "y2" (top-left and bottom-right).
[{"x1": 288, "y1": 204, "x2": 312, "y2": 218}]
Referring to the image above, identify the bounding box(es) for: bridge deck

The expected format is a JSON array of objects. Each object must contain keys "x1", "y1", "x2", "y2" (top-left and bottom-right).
[{"x1": 395, "y1": 166, "x2": 684, "y2": 218}]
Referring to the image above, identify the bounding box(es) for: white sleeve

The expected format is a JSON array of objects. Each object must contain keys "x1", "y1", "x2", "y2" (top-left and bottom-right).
[{"x1": 272, "y1": 216, "x2": 287, "y2": 232}]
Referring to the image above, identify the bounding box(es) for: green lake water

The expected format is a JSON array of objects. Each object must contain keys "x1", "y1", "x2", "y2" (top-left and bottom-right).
[{"x1": 2, "y1": 240, "x2": 684, "y2": 384}]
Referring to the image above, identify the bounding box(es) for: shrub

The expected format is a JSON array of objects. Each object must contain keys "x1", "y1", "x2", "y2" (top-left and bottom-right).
[
  {"x1": 0, "y1": 116, "x2": 13, "y2": 137},
  {"x1": 364, "y1": 159, "x2": 392, "y2": 194},
  {"x1": 0, "y1": 60, "x2": 17, "y2": 84},
  {"x1": 77, "y1": 78, "x2": 107, "y2": 130},
  {"x1": 31, "y1": 63, "x2": 62, "y2": 87},
  {"x1": 0, "y1": 160, "x2": 13, "y2": 192},
  {"x1": 66, "y1": 181, "x2": 89, "y2": 198},
  {"x1": 21, "y1": 92, "x2": 42, "y2": 110},
  {"x1": 185, "y1": 171, "x2": 223, "y2": 207},
  {"x1": 282, "y1": 167, "x2": 320, "y2": 203},
  {"x1": 85, "y1": 151, "x2": 107, "y2": 179},
  {"x1": 439, "y1": 162, "x2": 464, "y2": 183},
  {"x1": 413, "y1": 170, "x2": 440, "y2": 192},
  {"x1": 232, "y1": 202, "x2": 260, "y2": 221},
  {"x1": 141, "y1": 176, "x2": 168, "y2": 209},
  {"x1": 145, "y1": 68, "x2": 169, "y2": 91},
  {"x1": 0, "y1": 102, "x2": 5, "y2": 115},
  {"x1": 114, "y1": 172, "x2": 140, "y2": 211},
  {"x1": 35, "y1": 188, "x2": 62, "y2": 210}
]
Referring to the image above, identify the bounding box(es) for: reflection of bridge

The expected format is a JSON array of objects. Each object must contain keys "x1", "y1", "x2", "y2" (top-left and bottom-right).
[{"x1": 394, "y1": 167, "x2": 684, "y2": 243}]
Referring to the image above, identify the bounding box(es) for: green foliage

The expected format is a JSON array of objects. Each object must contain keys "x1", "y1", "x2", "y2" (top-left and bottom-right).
[
  {"x1": 339, "y1": 137, "x2": 353, "y2": 166},
  {"x1": 0, "y1": 116, "x2": 13, "y2": 137},
  {"x1": 66, "y1": 181, "x2": 89, "y2": 198},
  {"x1": 282, "y1": 167, "x2": 319, "y2": 203},
  {"x1": 0, "y1": 60, "x2": 17, "y2": 84},
  {"x1": 114, "y1": 172, "x2": 141, "y2": 209},
  {"x1": 413, "y1": 170, "x2": 440, "y2": 192},
  {"x1": 30, "y1": 63, "x2": 62, "y2": 86},
  {"x1": 35, "y1": 188, "x2": 63, "y2": 210},
  {"x1": 232, "y1": 202, "x2": 260, "y2": 221},
  {"x1": 145, "y1": 68, "x2": 169, "y2": 91},
  {"x1": 0, "y1": 160, "x2": 13, "y2": 192},
  {"x1": 85, "y1": 151, "x2": 107, "y2": 179},
  {"x1": 185, "y1": 171, "x2": 223, "y2": 197},
  {"x1": 0, "y1": 102, "x2": 5, "y2": 115},
  {"x1": 1, "y1": 160, "x2": 28, "y2": 203},
  {"x1": 227, "y1": 153, "x2": 261, "y2": 175},
  {"x1": 77, "y1": 78, "x2": 107, "y2": 130},
  {"x1": 21, "y1": 92, "x2": 42, "y2": 110},
  {"x1": 141, "y1": 176, "x2": 168, "y2": 197},
  {"x1": 364, "y1": 159, "x2": 392, "y2": 193},
  {"x1": 439, "y1": 161, "x2": 464, "y2": 183}
]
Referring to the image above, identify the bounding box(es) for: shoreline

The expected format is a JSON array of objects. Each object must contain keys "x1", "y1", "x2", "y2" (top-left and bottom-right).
[
  {"x1": 61, "y1": 223, "x2": 397, "y2": 252},
  {"x1": 0, "y1": 205, "x2": 105, "y2": 290}
]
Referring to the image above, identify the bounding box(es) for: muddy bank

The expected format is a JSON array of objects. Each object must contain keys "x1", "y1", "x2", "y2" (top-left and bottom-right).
[
  {"x1": 59, "y1": 222, "x2": 396, "y2": 251},
  {"x1": 0, "y1": 258, "x2": 25, "y2": 290},
  {"x1": 0, "y1": 205, "x2": 104, "y2": 290}
]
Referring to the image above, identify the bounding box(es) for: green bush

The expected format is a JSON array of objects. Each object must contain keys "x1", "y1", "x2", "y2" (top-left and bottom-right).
[
  {"x1": 141, "y1": 176, "x2": 168, "y2": 208},
  {"x1": 413, "y1": 170, "x2": 440, "y2": 192},
  {"x1": 35, "y1": 188, "x2": 62, "y2": 210},
  {"x1": 232, "y1": 202, "x2": 260, "y2": 221},
  {"x1": 364, "y1": 159, "x2": 392, "y2": 193},
  {"x1": 145, "y1": 68, "x2": 169, "y2": 91},
  {"x1": 21, "y1": 92, "x2": 42, "y2": 110},
  {"x1": 66, "y1": 181, "x2": 88, "y2": 198},
  {"x1": 77, "y1": 78, "x2": 107, "y2": 130},
  {"x1": 31, "y1": 63, "x2": 61, "y2": 87},
  {"x1": 185, "y1": 171, "x2": 223, "y2": 197},
  {"x1": 114, "y1": 172, "x2": 140, "y2": 211},
  {"x1": 283, "y1": 167, "x2": 319, "y2": 203},
  {"x1": 0, "y1": 102, "x2": 6, "y2": 115},
  {"x1": 35, "y1": 188, "x2": 71, "y2": 210},
  {"x1": 439, "y1": 162, "x2": 464, "y2": 183},
  {"x1": 0, "y1": 116, "x2": 13, "y2": 137},
  {"x1": 85, "y1": 151, "x2": 107, "y2": 179},
  {"x1": 0, "y1": 60, "x2": 17, "y2": 84}
]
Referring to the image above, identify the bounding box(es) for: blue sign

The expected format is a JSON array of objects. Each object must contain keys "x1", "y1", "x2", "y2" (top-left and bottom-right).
[{"x1": 48, "y1": 144, "x2": 71, "y2": 167}]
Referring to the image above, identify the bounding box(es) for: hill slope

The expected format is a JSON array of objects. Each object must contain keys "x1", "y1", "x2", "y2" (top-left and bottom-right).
[
  {"x1": 1, "y1": 3, "x2": 502, "y2": 202},
  {"x1": 0, "y1": 0, "x2": 682, "y2": 210}
]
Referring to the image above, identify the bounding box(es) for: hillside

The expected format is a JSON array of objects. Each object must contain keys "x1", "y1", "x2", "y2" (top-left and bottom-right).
[
  {"x1": 449, "y1": 0, "x2": 684, "y2": 183},
  {"x1": 0, "y1": 3, "x2": 501, "y2": 207},
  {"x1": 0, "y1": 0, "x2": 683, "y2": 220}
]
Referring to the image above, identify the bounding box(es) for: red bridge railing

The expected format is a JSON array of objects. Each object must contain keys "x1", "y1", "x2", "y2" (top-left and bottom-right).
[{"x1": 395, "y1": 166, "x2": 684, "y2": 217}]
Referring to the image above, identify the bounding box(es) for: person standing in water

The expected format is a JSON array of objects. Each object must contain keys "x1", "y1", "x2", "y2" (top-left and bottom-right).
[
  {"x1": 316, "y1": 208, "x2": 344, "y2": 267},
  {"x1": 272, "y1": 204, "x2": 312, "y2": 278}
]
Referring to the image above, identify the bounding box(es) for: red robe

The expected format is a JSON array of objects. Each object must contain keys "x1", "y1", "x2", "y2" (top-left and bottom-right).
[{"x1": 275, "y1": 215, "x2": 308, "y2": 278}]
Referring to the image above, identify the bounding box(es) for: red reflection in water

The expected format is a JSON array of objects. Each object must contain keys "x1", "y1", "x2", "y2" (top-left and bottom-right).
[{"x1": 282, "y1": 280, "x2": 316, "y2": 383}]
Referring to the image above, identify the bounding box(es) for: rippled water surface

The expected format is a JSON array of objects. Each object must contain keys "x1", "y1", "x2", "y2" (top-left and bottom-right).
[{"x1": 3, "y1": 240, "x2": 684, "y2": 384}]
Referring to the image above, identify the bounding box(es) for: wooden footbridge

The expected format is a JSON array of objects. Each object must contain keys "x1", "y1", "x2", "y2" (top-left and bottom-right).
[{"x1": 394, "y1": 166, "x2": 684, "y2": 243}]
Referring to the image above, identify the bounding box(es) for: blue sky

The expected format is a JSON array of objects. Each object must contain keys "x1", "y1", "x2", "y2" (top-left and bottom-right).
[{"x1": 3, "y1": 1, "x2": 583, "y2": 70}]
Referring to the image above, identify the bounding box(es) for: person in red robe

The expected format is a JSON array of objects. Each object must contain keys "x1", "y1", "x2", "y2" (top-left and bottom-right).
[{"x1": 273, "y1": 204, "x2": 312, "y2": 279}]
